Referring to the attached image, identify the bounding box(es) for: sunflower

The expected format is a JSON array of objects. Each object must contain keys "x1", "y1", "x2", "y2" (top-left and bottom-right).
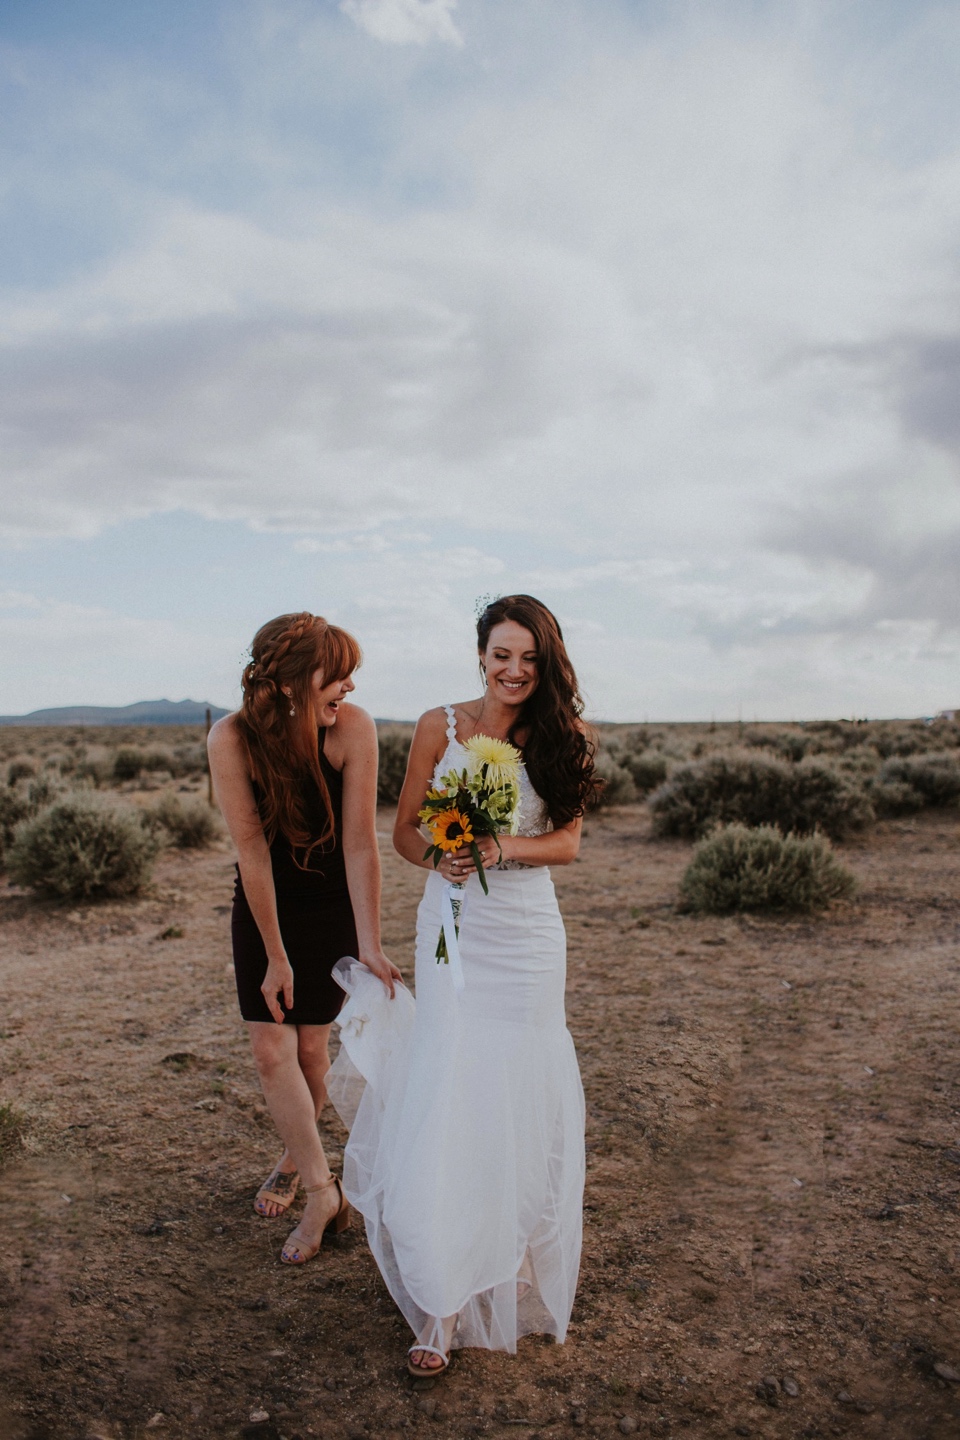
[
  {"x1": 428, "y1": 808, "x2": 474, "y2": 853},
  {"x1": 462, "y1": 733, "x2": 522, "y2": 788}
]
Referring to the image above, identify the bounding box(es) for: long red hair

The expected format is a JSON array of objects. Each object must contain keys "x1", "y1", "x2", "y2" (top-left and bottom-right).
[{"x1": 236, "y1": 612, "x2": 362, "y2": 861}]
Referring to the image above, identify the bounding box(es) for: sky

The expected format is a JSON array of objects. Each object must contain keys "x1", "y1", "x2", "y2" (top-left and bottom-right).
[{"x1": 2, "y1": 0, "x2": 959, "y2": 721}]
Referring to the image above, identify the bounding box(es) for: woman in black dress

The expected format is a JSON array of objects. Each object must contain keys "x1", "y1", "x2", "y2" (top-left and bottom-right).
[{"x1": 208, "y1": 611, "x2": 401, "y2": 1264}]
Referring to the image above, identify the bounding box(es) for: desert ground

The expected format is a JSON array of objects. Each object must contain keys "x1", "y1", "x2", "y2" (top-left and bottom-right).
[{"x1": 1, "y1": 727, "x2": 960, "y2": 1439}]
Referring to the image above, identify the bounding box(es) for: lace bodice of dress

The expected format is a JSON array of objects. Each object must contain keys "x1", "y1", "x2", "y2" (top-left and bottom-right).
[{"x1": 433, "y1": 705, "x2": 552, "y2": 865}]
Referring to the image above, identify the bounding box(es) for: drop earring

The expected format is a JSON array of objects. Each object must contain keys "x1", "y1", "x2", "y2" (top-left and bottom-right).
[{"x1": 289, "y1": 703, "x2": 296, "y2": 717}]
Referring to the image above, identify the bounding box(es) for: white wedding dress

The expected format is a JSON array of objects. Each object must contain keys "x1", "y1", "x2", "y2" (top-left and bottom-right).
[{"x1": 327, "y1": 706, "x2": 585, "y2": 1356}]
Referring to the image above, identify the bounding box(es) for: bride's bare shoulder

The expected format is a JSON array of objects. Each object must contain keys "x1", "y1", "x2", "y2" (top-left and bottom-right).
[{"x1": 414, "y1": 706, "x2": 451, "y2": 738}]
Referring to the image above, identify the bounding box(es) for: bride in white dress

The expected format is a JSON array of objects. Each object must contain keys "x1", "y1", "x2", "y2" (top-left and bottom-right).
[{"x1": 327, "y1": 595, "x2": 600, "y2": 1376}]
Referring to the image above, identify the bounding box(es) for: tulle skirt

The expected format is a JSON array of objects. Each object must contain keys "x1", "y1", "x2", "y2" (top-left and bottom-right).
[{"x1": 327, "y1": 866, "x2": 585, "y2": 1354}]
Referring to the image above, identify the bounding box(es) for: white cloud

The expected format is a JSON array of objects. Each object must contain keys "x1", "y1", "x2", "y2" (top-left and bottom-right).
[
  {"x1": 3, "y1": 1, "x2": 960, "y2": 717},
  {"x1": 340, "y1": 0, "x2": 463, "y2": 48}
]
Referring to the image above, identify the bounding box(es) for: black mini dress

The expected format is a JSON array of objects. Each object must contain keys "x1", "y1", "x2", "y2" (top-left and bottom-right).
[{"x1": 231, "y1": 728, "x2": 357, "y2": 1025}]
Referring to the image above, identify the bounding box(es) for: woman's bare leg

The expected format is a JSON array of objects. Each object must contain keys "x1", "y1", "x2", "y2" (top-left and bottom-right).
[
  {"x1": 297, "y1": 1023, "x2": 333, "y2": 1117},
  {"x1": 248, "y1": 1021, "x2": 341, "y2": 1240}
]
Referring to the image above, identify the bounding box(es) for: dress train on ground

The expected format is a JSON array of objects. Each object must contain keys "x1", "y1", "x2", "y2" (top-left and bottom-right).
[{"x1": 328, "y1": 862, "x2": 585, "y2": 1355}]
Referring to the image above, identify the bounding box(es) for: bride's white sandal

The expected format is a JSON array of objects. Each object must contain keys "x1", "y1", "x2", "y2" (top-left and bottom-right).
[
  {"x1": 407, "y1": 1315, "x2": 457, "y2": 1378},
  {"x1": 406, "y1": 1343, "x2": 449, "y2": 1379}
]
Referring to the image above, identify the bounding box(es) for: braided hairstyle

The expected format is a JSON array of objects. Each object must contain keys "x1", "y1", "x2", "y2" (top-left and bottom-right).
[
  {"x1": 236, "y1": 612, "x2": 362, "y2": 863},
  {"x1": 476, "y1": 595, "x2": 601, "y2": 824}
]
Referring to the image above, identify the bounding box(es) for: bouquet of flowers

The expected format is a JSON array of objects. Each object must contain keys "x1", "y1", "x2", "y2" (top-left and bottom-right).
[{"x1": 419, "y1": 734, "x2": 523, "y2": 964}]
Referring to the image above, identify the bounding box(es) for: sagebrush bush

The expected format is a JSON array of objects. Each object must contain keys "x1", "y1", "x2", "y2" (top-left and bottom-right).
[
  {"x1": 140, "y1": 747, "x2": 176, "y2": 774},
  {"x1": 7, "y1": 759, "x2": 36, "y2": 785},
  {"x1": 0, "y1": 779, "x2": 57, "y2": 865},
  {"x1": 679, "y1": 823, "x2": 856, "y2": 915},
  {"x1": 72, "y1": 757, "x2": 112, "y2": 788},
  {"x1": 590, "y1": 751, "x2": 637, "y2": 808},
  {"x1": 377, "y1": 729, "x2": 412, "y2": 806},
  {"x1": 172, "y1": 743, "x2": 208, "y2": 776},
  {"x1": 797, "y1": 720, "x2": 860, "y2": 754},
  {"x1": 744, "y1": 727, "x2": 811, "y2": 762},
  {"x1": 872, "y1": 721, "x2": 960, "y2": 758},
  {"x1": 648, "y1": 751, "x2": 873, "y2": 841},
  {"x1": 0, "y1": 789, "x2": 32, "y2": 863},
  {"x1": 151, "y1": 794, "x2": 221, "y2": 848},
  {"x1": 787, "y1": 762, "x2": 875, "y2": 837},
  {"x1": 870, "y1": 780, "x2": 925, "y2": 818},
  {"x1": 7, "y1": 794, "x2": 158, "y2": 900},
  {"x1": 623, "y1": 749, "x2": 668, "y2": 794},
  {"x1": 27, "y1": 776, "x2": 60, "y2": 811},
  {"x1": 832, "y1": 745, "x2": 882, "y2": 780},
  {"x1": 112, "y1": 747, "x2": 145, "y2": 781},
  {"x1": 873, "y1": 753, "x2": 960, "y2": 808}
]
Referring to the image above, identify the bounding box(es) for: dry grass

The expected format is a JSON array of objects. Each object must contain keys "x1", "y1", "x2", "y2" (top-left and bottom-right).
[{"x1": 0, "y1": 725, "x2": 959, "y2": 1438}]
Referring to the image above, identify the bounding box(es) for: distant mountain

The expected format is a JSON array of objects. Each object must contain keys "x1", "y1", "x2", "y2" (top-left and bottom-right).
[{"x1": 0, "y1": 700, "x2": 230, "y2": 727}]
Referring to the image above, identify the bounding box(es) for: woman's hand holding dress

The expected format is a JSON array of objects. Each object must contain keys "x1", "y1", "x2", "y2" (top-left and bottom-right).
[{"x1": 358, "y1": 948, "x2": 403, "y2": 1000}]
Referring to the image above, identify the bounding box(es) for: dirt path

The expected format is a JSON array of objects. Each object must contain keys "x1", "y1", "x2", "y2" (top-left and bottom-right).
[{"x1": 1, "y1": 806, "x2": 960, "y2": 1439}]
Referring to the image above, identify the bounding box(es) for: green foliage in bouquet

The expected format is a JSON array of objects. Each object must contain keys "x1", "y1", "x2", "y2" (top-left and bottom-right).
[{"x1": 419, "y1": 734, "x2": 522, "y2": 898}]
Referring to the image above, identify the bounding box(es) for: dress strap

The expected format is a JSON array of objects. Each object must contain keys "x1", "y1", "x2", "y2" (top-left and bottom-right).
[{"x1": 443, "y1": 705, "x2": 458, "y2": 743}]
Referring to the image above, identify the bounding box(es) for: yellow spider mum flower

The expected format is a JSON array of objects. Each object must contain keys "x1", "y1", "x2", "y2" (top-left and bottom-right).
[
  {"x1": 462, "y1": 733, "x2": 522, "y2": 788},
  {"x1": 429, "y1": 808, "x2": 474, "y2": 853}
]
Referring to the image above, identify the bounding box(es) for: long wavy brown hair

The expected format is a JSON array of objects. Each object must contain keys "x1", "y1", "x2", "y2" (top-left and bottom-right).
[
  {"x1": 236, "y1": 612, "x2": 362, "y2": 861},
  {"x1": 476, "y1": 595, "x2": 600, "y2": 824}
]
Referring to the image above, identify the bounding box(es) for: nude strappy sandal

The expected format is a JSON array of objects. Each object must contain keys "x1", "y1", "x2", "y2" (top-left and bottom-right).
[
  {"x1": 253, "y1": 1163, "x2": 300, "y2": 1217},
  {"x1": 280, "y1": 1174, "x2": 350, "y2": 1265}
]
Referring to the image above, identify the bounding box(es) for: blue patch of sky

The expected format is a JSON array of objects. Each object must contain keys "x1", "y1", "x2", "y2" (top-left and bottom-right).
[
  {"x1": 0, "y1": 508, "x2": 646, "y2": 637},
  {"x1": 0, "y1": 0, "x2": 487, "y2": 289},
  {"x1": 0, "y1": 0, "x2": 224, "y2": 60},
  {"x1": 2, "y1": 513, "x2": 310, "y2": 630}
]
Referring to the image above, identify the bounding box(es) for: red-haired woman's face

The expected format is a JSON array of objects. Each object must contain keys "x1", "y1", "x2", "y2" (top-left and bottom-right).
[
  {"x1": 481, "y1": 620, "x2": 538, "y2": 708},
  {"x1": 311, "y1": 668, "x2": 355, "y2": 727}
]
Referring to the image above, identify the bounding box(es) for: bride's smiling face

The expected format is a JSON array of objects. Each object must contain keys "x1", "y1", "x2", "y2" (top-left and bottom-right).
[{"x1": 481, "y1": 621, "x2": 539, "y2": 707}]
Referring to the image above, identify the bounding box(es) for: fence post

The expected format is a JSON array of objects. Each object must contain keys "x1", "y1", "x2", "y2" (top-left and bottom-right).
[{"x1": 205, "y1": 707, "x2": 214, "y2": 808}]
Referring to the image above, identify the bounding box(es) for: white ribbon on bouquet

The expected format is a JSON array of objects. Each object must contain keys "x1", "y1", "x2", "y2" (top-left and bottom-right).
[{"x1": 440, "y1": 880, "x2": 467, "y2": 993}]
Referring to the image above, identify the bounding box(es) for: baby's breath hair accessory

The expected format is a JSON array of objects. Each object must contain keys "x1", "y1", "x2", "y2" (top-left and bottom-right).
[{"x1": 474, "y1": 592, "x2": 501, "y2": 621}]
